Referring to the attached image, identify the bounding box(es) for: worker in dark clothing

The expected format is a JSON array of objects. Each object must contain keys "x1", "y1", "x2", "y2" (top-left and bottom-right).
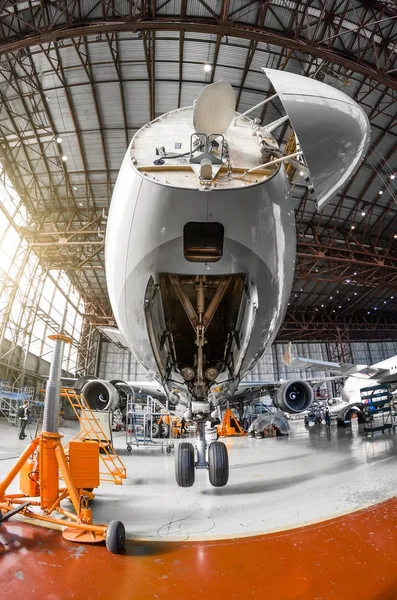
[
  {"x1": 325, "y1": 408, "x2": 331, "y2": 427},
  {"x1": 18, "y1": 400, "x2": 30, "y2": 440}
]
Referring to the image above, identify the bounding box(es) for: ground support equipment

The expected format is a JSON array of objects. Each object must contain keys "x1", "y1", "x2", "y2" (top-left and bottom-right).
[
  {"x1": 0, "y1": 331, "x2": 126, "y2": 554},
  {"x1": 0, "y1": 382, "x2": 35, "y2": 425},
  {"x1": 126, "y1": 394, "x2": 174, "y2": 453},
  {"x1": 361, "y1": 384, "x2": 396, "y2": 436},
  {"x1": 217, "y1": 408, "x2": 245, "y2": 437},
  {"x1": 62, "y1": 389, "x2": 126, "y2": 485}
]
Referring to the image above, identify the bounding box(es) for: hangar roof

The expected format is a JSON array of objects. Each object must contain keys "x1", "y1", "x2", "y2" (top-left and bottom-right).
[{"x1": 0, "y1": 0, "x2": 397, "y2": 342}]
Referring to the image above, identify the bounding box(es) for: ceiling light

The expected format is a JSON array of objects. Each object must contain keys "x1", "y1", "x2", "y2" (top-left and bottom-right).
[
  {"x1": 384, "y1": 300, "x2": 387, "y2": 304},
  {"x1": 346, "y1": 279, "x2": 351, "y2": 283},
  {"x1": 299, "y1": 171, "x2": 304, "y2": 176},
  {"x1": 73, "y1": 186, "x2": 78, "y2": 190},
  {"x1": 379, "y1": 190, "x2": 383, "y2": 195},
  {"x1": 351, "y1": 225, "x2": 355, "y2": 229},
  {"x1": 338, "y1": 305, "x2": 341, "y2": 308},
  {"x1": 203, "y1": 64, "x2": 212, "y2": 72},
  {"x1": 361, "y1": 211, "x2": 366, "y2": 216},
  {"x1": 78, "y1": 202, "x2": 84, "y2": 207},
  {"x1": 353, "y1": 272, "x2": 357, "y2": 275},
  {"x1": 391, "y1": 296, "x2": 394, "y2": 299},
  {"x1": 394, "y1": 234, "x2": 397, "y2": 239},
  {"x1": 56, "y1": 136, "x2": 62, "y2": 144},
  {"x1": 391, "y1": 174, "x2": 395, "y2": 180},
  {"x1": 367, "y1": 311, "x2": 370, "y2": 314},
  {"x1": 61, "y1": 155, "x2": 68, "y2": 161},
  {"x1": 354, "y1": 292, "x2": 357, "y2": 296},
  {"x1": 374, "y1": 307, "x2": 378, "y2": 310},
  {"x1": 321, "y1": 304, "x2": 324, "y2": 307},
  {"x1": 330, "y1": 296, "x2": 333, "y2": 299}
]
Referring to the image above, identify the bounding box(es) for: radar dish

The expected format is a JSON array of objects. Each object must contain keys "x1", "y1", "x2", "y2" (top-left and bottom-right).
[{"x1": 193, "y1": 80, "x2": 235, "y2": 135}]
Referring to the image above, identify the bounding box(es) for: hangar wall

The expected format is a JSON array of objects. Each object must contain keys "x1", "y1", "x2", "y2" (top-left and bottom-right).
[
  {"x1": 0, "y1": 337, "x2": 73, "y2": 389},
  {"x1": 97, "y1": 340, "x2": 397, "y2": 392},
  {"x1": 0, "y1": 165, "x2": 85, "y2": 388}
]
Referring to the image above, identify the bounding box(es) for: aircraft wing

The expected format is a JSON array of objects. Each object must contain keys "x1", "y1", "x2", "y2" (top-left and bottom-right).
[
  {"x1": 125, "y1": 380, "x2": 167, "y2": 397},
  {"x1": 234, "y1": 375, "x2": 344, "y2": 396},
  {"x1": 97, "y1": 326, "x2": 129, "y2": 349},
  {"x1": 282, "y1": 342, "x2": 372, "y2": 376}
]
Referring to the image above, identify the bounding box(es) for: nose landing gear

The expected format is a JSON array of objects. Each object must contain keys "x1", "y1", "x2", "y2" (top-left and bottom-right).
[{"x1": 175, "y1": 421, "x2": 229, "y2": 488}]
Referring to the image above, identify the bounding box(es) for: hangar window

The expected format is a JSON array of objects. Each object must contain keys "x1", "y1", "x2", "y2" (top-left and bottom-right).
[{"x1": 183, "y1": 222, "x2": 224, "y2": 262}]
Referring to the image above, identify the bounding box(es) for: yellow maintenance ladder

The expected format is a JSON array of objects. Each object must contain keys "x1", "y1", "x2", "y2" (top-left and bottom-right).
[{"x1": 62, "y1": 389, "x2": 126, "y2": 485}]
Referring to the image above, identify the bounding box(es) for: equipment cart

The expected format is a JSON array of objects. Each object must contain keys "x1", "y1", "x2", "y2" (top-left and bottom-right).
[
  {"x1": 126, "y1": 394, "x2": 174, "y2": 453},
  {"x1": 360, "y1": 384, "x2": 396, "y2": 436}
]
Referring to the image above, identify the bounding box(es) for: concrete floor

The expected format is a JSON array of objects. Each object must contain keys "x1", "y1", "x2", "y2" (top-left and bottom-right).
[
  {"x1": 2, "y1": 417, "x2": 397, "y2": 599},
  {"x1": 2, "y1": 495, "x2": 397, "y2": 599},
  {"x1": 1, "y1": 417, "x2": 397, "y2": 541}
]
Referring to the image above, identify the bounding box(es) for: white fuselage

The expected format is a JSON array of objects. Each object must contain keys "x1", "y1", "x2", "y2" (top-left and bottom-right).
[
  {"x1": 341, "y1": 354, "x2": 397, "y2": 404},
  {"x1": 105, "y1": 71, "x2": 370, "y2": 410},
  {"x1": 105, "y1": 107, "x2": 295, "y2": 400}
]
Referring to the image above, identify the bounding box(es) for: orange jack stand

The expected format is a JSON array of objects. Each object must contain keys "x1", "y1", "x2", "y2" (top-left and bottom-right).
[
  {"x1": 0, "y1": 432, "x2": 124, "y2": 552},
  {"x1": 217, "y1": 408, "x2": 246, "y2": 437}
]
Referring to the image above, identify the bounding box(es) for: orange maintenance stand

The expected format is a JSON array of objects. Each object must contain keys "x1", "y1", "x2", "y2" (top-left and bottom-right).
[
  {"x1": 0, "y1": 332, "x2": 125, "y2": 554},
  {"x1": 217, "y1": 408, "x2": 246, "y2": 437}
]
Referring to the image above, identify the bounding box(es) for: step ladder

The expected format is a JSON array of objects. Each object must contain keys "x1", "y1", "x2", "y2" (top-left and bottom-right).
[
  {"x1": 62, "y1": 389, "x2": 127, "y2": 485},
  {"x1": 0, "y1": 383, "x2": 35, "y2": 425}
]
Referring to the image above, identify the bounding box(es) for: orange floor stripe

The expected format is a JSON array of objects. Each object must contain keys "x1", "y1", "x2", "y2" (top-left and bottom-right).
[{"x1": 2, "y1": 497, "x2": 397, "y2": 599}]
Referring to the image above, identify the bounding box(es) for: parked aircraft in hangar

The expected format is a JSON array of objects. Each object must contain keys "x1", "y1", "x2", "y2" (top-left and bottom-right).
[
  {"x1": 78, "y1": 69, "x2": 370, "y2": 488},
  {"x1": 283, "y1": 343, "x2": 397, "y2": 406}
]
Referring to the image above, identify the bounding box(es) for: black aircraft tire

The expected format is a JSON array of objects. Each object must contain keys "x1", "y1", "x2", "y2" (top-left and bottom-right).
[
  {"x1": 106, "y1": 520, "x2": 126, "y2": 554},
  {"x1": 208, "y1": 441, "x2": 229, "y2": 487},
  {"x1": 151, "y1": 422, "x2": 160, "y2": 438},
  {"x1": 175, "y1": 442, "x2": 195, "y2": 487},
  {"x1": 160, "y1": 423, "x2": 170, "y2": 438}
]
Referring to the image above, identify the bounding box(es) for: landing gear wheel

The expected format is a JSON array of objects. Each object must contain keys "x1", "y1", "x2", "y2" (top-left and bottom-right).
[
  {"x1": 106, "y1": 520, "x2": 126, "y2": 554},
  {"x1": 127, "y1": 444, "x2": 132, "y2": 453},
  {"x1": 151, "y1": 422, "x2": 160, "y2": 438},
  {"x1": 160, "y1": 423, "x2": 170, "y2": 438},
  {"x1": 208, "y1": 441, "x2": 229, "y2": 487},
  {"x1": 175, "y1": 442, "x2": 195, "y2": 487}
]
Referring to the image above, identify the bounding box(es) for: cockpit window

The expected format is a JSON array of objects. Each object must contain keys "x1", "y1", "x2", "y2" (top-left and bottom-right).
[{"x1": 183, "y1": 222, "x2": 224, "y2": 263}]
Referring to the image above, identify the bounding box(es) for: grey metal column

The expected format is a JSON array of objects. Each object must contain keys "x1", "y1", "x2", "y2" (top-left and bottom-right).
[{"x1": 42, "y1": 310, "x2": 71, "y2": 433}]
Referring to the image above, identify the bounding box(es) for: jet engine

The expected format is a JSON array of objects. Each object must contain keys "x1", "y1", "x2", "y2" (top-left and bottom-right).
[
  {"x1": 274, "y1": 381, "x2": 314, "y2": 414},
  {"x1": 74, "y1": 376, "x2": 124, "y2": 411}
]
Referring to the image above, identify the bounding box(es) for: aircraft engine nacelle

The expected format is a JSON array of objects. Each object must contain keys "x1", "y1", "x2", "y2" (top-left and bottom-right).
[
  {"x1": 275, "y1": 380, "x2": 314, "y2": 414},
  {"x1": 74, "y1": 376, "x2": 121, "y2": 411}
]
